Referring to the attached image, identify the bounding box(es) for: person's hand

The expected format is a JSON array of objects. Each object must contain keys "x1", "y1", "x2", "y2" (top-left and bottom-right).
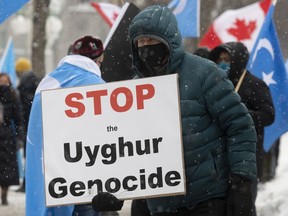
[
  {"x1": 226, "y1": 175, "x2": 256, "y2": 216},
  {"x1": 92, "y1": 192, "x2": 124, "y2": 212}
]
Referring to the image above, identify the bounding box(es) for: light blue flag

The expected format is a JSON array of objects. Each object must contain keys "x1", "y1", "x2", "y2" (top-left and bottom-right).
[
  {"x1": 26, "y1": 55, "x2": 105, "y2": 216},
  {"x1": 168, "y1": 0, "x2": 200, "y2": 38},
  {"x1": 0, "y1": 0, "x2": 29, "y2": 24},
  {"x1": 247, "y1": 1, "x2": 288, "y2": 152},
  {"x1": 0, "y1": 37, "x2": 17, "y2": 87}
]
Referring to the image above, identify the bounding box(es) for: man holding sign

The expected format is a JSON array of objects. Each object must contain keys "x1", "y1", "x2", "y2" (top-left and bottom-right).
[
  {"x1": 26, "y1": 35, "x2": 107, "y2": 216},
  {"x1": 95, "y1": 5, "x2": 257, "y2": 216}
]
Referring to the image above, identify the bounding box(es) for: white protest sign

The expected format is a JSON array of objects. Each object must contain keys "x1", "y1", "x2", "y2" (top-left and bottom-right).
[{"x1": 42, "y1": 74, "x2": 185, "y2": 207}]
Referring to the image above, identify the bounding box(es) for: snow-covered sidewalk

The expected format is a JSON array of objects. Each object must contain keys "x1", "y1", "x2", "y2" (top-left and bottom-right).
[
  {"x1": 256, "y1": 132, "x2": 288, "y2": 216},
  {"x1": 0, "y1": 188, "x2": 25, "y2": 216}
]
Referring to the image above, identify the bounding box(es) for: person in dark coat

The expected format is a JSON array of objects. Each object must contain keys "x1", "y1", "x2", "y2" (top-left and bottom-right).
[
  {"x1": 15, "y1": 57, "x2": 40, "y2": 193},
  {"x1": 92, "y1": 5, "x2": 258, "y2": 216},
  {"x1": 209, "y1": 42, "x2": 276, "y2": 183},
  {"x1": 16, "y1": 58, "x2": 39, "y2": 155},
  {"x1": 0, "y1": 73, "x2": 24, "y2": 205}
]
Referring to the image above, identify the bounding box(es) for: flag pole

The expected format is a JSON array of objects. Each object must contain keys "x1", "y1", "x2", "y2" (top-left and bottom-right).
[
  {"x1": 0, "y1": 37, "x2": 12, "y2": 72},
  {"x1": 235, "y1": 69, "x2": 247, "y2": 93}
]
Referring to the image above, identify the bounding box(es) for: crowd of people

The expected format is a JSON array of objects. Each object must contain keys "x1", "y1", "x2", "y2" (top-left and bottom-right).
[{"x1": 0, "y1": 3, "x2": 282, "y2": 216}]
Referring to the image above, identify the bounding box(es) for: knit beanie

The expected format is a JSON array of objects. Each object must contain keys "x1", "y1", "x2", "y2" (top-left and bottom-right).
[
  {"x1": 70, "y1": 35, "x2": 103, "y2": 60},
  {"x1": 15, "y1": 57, "x2": 32, "y2": 73}
]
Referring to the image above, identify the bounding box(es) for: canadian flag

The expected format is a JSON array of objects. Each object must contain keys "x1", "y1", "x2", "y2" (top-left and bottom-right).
[
  {"x1": 91, "y1": 2, "x2": 121, "y2": 27},
  {"x1": 199, "y1": 0, "x2": 271, "y2": 51}
]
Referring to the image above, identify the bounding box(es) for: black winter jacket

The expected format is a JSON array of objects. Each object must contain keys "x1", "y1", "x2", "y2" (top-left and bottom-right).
[
  {"x1": 209, "y1": 42, "x2": 275, "y2": 158},
  {"x1": 0, "y1": 86, "x2": 24, "y2": 186},
  {"x1": 17, "y1": 71, "x2": 39, "y2": 131}
]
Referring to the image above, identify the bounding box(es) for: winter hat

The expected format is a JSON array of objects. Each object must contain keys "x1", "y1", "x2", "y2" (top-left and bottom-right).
[
  {"x1": 15, "y1": 57, "x2": 32, "y2": 73},
  {"x1": 70, "y1": 35, "x2": 103, "y2": 60}
]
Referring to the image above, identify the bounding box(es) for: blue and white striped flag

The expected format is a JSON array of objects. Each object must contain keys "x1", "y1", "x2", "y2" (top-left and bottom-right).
[
  {"x1": 247, "y1": 1, "x2": 288, "y2": 152},
  {"x1": 168, "y1": 0, "x2": 200, "y2": 38},
  {"x1": 26, "y1": 55, "x2": 105, "y2": 216}
]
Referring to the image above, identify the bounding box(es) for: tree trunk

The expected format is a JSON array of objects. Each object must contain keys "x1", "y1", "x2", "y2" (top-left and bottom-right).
[{"x1": 32, "y1": 0, "x2": 50, "y2": 79}]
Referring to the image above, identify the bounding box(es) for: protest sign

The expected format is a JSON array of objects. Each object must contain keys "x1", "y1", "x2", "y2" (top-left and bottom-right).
[{"x1": 41, "y1": 74, "x2": 185, "y2": 206}]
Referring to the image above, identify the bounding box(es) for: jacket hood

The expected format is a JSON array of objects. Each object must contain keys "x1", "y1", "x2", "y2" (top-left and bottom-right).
[
  {"x1": 209, "y1": 42, "x2": 249, "y2": 85},
  {"x1": 128, "y1": 5, "x2": 184, "y2": 77}
]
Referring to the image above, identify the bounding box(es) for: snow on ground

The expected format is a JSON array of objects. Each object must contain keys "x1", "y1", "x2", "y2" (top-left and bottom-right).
[{"x1": 256, "y1": 132, "x2": 288, "y2": 216}]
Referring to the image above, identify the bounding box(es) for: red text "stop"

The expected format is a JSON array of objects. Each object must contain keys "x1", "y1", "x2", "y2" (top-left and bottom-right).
[{"x1": 65, "y1": 84, "x2": 155, "y2": 118}]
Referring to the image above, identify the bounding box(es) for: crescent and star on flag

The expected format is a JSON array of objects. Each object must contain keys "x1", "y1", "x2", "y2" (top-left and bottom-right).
[{"x1": 251, "y1": 38, "x2": 277, "y2": 87}]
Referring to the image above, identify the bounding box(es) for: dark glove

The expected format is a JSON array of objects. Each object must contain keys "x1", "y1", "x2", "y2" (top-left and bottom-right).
[
  {"x1": 226, "y1": 175, "x2": 256, "y2": 216},
  {"x1": 92, "y1": 192, "x2": 124, "y2": 212}
]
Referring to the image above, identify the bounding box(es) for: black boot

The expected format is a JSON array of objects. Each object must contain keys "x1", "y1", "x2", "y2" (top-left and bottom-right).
[{"x1": 1, "y1": 187, "x2": 8, "y2": 205}]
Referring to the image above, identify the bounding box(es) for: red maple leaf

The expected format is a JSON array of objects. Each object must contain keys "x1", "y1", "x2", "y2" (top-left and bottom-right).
[{"x1": 227, "y1": 19, "x2": 257, "y2": 41}]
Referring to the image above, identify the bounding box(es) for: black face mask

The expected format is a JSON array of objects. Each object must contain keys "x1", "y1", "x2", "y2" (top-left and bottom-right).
[
  {"x1": 0, "y1": 85, "x2": 10, "y2": 93},
  {"x1": 138, "y1": 43, "x2": 169, "y2": 69},
  {"x1": 0, "y1": 85, "x2": 13, "y2": 103}
]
